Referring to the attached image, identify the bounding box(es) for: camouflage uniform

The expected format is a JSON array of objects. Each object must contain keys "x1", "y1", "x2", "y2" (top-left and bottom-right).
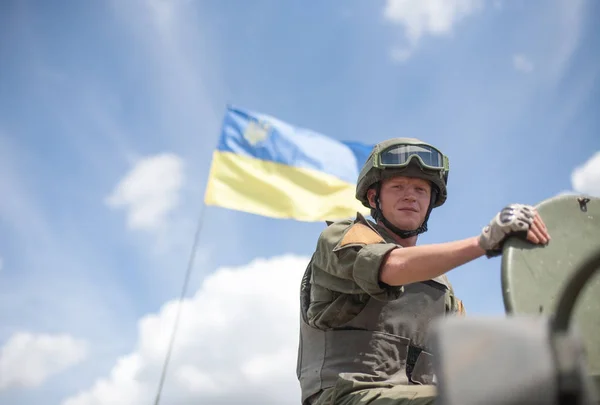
[{"x1": 296, "y1": 138, "x2": 464, "y2": 405}]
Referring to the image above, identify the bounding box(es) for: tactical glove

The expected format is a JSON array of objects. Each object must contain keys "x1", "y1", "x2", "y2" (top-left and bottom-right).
[{"x1": 479, "y1": 203, "x2": 536, "y2": 257}]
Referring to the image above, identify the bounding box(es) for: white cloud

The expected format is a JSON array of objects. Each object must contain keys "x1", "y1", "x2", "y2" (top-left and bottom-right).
[
  {"x1": 61, "y1": 254, "x2": 309, "y2": 405},
  {"x1": 513, "y1": 54, "x2": 534, "y2": 73},
  {"x1": 571, "y1": 151, "x2": 600, "y2": 197},
  {"x1": 0, "y1": 332, "x2": 88, "y2": 391},
  {"x1": 383, "y1": 0, "x2": 484, "y2": 52},
  {"x1": 105, "y1": 153, "x2": 184, "y2": 231}
]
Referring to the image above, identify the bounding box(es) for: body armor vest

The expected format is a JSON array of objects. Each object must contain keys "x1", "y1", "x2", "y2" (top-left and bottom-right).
[{"x1": 296, "y1": 258, "x2": 451, "y2": 404}]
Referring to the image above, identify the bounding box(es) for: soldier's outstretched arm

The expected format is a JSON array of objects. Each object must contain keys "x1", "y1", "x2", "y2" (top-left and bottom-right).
[
  {"x1": 381, "y1": 236, "x2": 484, "y2": 286},
  {"x1": 380, "y1": 204, "x2": 551, "y2": 287}
]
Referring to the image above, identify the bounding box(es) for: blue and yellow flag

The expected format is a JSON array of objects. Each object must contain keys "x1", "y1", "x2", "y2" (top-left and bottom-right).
[{"x1": 204, "y1": 105, "x2": 374, "y2": 222}]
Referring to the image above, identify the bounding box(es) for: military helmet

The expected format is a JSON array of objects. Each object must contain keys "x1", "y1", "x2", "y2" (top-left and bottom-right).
[{"x1": 356, "y1": 137, "x2": 450, "y2": 209}]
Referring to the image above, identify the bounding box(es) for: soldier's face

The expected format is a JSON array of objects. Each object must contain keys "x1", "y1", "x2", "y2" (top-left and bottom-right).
[{"x1": 368, "y1": 176, "x2": 431, "y2": 231}]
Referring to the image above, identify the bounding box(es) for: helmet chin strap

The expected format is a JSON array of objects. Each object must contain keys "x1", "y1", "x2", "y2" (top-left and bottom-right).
[{"x1": 373, "y1": 183, "x2": 436, "y2": 239}]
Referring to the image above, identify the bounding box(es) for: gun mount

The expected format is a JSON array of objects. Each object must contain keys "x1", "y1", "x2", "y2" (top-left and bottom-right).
[{"x1": 430, "y1": 194, "x2": 600, "y2": 405}]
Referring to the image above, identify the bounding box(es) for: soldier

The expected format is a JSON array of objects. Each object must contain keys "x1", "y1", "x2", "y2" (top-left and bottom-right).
[{"x1": 296, "y1": 138, "x2": 551, "y2": 405}]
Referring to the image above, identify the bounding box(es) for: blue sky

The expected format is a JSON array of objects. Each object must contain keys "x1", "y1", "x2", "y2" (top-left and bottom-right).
[{"x1": 1, "y1": 0, "x2": 599, "y2": 404}]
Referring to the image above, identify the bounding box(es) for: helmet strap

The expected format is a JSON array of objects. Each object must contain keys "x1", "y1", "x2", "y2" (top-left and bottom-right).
[{"x1": 373, "y1": 183, "x2": 436, "y2": 239}]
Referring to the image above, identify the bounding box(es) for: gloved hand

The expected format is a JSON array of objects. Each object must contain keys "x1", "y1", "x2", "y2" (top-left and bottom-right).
[{"x1": 479, "y1": 203, "x2": 550, "y2": 257}]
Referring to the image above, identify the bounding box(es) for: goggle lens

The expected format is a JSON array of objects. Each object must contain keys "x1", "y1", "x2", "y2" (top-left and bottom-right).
[{"x1": 379, "y1": 144, "x2": 444, "y2": 169}]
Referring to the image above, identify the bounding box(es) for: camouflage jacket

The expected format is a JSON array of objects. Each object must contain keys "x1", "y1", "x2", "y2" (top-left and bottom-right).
[{"x1": 305, "y1": 212, "x2": 464, "y2": 330}]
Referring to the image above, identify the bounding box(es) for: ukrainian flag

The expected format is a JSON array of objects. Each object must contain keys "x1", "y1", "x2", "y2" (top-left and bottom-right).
[{"x1": 204, "y1": 105, "x2": 374, "y2": 222}]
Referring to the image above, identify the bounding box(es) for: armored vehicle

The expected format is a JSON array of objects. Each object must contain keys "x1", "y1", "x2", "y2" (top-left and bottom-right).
[{"x1": 430, "y1": 194, "x2": 600, "y2": 405}]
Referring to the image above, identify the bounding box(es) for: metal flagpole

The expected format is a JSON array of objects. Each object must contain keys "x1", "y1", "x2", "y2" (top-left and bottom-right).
[
  {"x1": 151, "y1": 105, "x2": 229, "y2": 405},
  {"x1": 152, "y1": 201, "x2": 207, "y2": 405}
]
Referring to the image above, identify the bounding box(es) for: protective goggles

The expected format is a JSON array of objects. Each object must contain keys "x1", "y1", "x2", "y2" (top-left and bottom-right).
[{"x1": 373, "y1": 143, "x2": 449, "y2": 173}]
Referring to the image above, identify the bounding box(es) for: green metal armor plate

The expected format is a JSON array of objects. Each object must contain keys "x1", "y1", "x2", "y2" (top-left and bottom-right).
[{"x1": 501, "y1": 194, "x2": 600, "y2": 388}]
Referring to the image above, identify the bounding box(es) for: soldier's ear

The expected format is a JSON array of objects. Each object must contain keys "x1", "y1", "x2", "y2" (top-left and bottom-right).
[{"x1": 367, "y1": 187, "x2": 377, "y2": 209}]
